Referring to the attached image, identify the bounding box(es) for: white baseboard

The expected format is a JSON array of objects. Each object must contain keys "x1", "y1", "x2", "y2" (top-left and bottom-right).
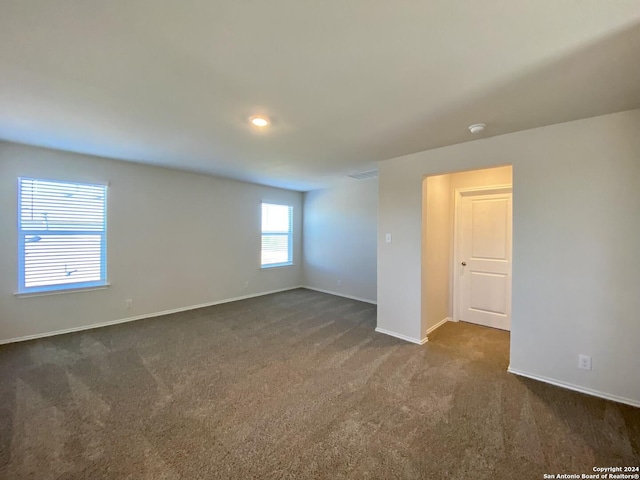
[
  {"x1": 0, "y1": 286, "x2": 305, "y2": 345},
  {"x1": 375, "y1": 327, "x2": 427, "y2": 345},
  {"x1": 426, "y1": 317, "x2": 451, "y2": 336},
  {"x1": 301, "y1": 286, "x2": 376, "y2": 305},
  {"x1": 507, "y1": 367, "x2": 640, "y2": 408}
]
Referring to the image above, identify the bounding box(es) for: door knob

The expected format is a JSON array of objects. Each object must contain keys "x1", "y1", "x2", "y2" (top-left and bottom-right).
[{"x1": 461, "y1": 261, "x2": 467, "y2": 266}]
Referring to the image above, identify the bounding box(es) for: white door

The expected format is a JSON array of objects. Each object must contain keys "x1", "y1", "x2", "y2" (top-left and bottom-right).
[{"x1": 456, "y1": 188, "x2": 512, "y2": 331}]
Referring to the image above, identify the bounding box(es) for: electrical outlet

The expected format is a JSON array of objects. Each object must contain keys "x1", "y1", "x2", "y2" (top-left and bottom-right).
[
  {"x1": 385, "y1": 233, "x2": 392, "y2": 243},
  {"x1": 578, "y1": 354, "x2": 592, "y2": 371},
  {"x1": 125, "y1": 298, "x2": 133, "y2": 309},
  {"x1": 337, "y1": 280, "x2": 342, "y2": 287}
]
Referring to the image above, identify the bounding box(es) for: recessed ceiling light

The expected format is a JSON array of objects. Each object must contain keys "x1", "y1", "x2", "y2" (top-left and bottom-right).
[
  {"x1": 250, "y1": 116, "x2": 269, "y2": 127},
  {"x1": 469, "y1": 123, "x2": 486, "y2": 134}
]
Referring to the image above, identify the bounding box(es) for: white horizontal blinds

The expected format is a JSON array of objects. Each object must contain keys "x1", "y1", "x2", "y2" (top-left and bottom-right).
[
  {"x1": 18, "y1": 178, "x2": 107, "y2": 292},
  {"x1": 261, "y1": 203, "x2": 293, "y2": 266}
]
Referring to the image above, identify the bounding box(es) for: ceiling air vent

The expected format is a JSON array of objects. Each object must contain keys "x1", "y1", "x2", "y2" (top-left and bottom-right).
[{"x1": 348, "y1": 170, "x2": 378, "y2": 180}]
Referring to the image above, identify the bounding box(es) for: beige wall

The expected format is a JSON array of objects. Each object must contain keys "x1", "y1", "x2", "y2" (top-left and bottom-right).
[
  {"x1": 303, "y1": 178, "x2": 377, "y2": 303},
  {"x1": 422, "y1": 174, "x2": 451, "y2": 334},
  {"x1": 379, "y1": 109, "x2": 640, "y2": 405},
  {"x1": 448, "y1": 166, "x2": 512, "y2": 192},
  {"x1": 0, "y1": 142, "x2": 303, "y2": 342}
]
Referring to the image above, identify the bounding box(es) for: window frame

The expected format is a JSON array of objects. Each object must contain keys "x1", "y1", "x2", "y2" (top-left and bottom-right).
[
  {"x1": 17, "y1": 177, "x2": 108, "y2": 295},
  {"x1": 260, "y1": 202, "x2": 293, "y2": 269}
]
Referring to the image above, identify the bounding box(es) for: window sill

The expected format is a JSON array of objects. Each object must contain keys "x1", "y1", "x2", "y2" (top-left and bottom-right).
[
  {"x1": 14, "y1": 283, "x2": 111, "y2": 298},
  {"x1": 260, "y1": 263, "x2": 294, "y2": 270}
]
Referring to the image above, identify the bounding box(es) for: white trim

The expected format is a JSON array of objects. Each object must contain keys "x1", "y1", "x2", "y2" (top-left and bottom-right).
[
  {"x1": 455, "y1": 184, "x2": 513, "y2": 197},
  {"x1": 452, "y1": 184, "x2": 512, "y2": 323},
  {"x1": 0, "y1": 286, "x2": 304, "y2": 345},
  {"x1": 426, "y1": 317, "x2": 451, "y2": 336},
  {"x1": 507, "y1": 367, "x2": 640, "y2": 408},
  {"x1": 15, "y1": 283, "x2": 111, "y2": 298},
  {"x1": 302, "y1": 286, "x2": 377, "y2": 305},
  {"x1": 375, "y1": 327, "x2": 427, "y2": 345},
  {"x1": 260, "y1": 263, "x2": 294, "y2": 270}
]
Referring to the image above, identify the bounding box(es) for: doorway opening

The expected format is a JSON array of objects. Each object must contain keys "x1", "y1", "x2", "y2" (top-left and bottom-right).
[{"x1": 421, "y1": 165, "x2": 513, "y2": 340}]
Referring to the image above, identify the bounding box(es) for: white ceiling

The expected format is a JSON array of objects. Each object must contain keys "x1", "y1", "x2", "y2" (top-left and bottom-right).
[{"x1": 1, "y1": 1, "x2": 639, "y2": 191}]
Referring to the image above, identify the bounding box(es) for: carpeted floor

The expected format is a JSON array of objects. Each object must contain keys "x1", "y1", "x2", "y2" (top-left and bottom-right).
[{"x1": 0, "y1": 288, "x2": 638, "y2": 479}]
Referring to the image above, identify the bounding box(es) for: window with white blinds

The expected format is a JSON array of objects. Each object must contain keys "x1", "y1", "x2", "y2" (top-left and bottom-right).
[
  {"x1": 261, "y1": 203, "x2": 293, "y2": 268},
  {"x1": 18, "y1": 178, "x2": 107, "y2": 294}
]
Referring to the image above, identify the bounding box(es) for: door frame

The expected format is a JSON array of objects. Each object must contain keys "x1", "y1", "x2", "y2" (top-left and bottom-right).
[{"x1": 452, "y1": 184, "x2": 513, "y2": 323}]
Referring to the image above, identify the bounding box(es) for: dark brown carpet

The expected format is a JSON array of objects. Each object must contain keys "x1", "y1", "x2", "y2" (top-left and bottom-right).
[{"x1": 0, "y1": 288, "x2": 638, "y2": 479}]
